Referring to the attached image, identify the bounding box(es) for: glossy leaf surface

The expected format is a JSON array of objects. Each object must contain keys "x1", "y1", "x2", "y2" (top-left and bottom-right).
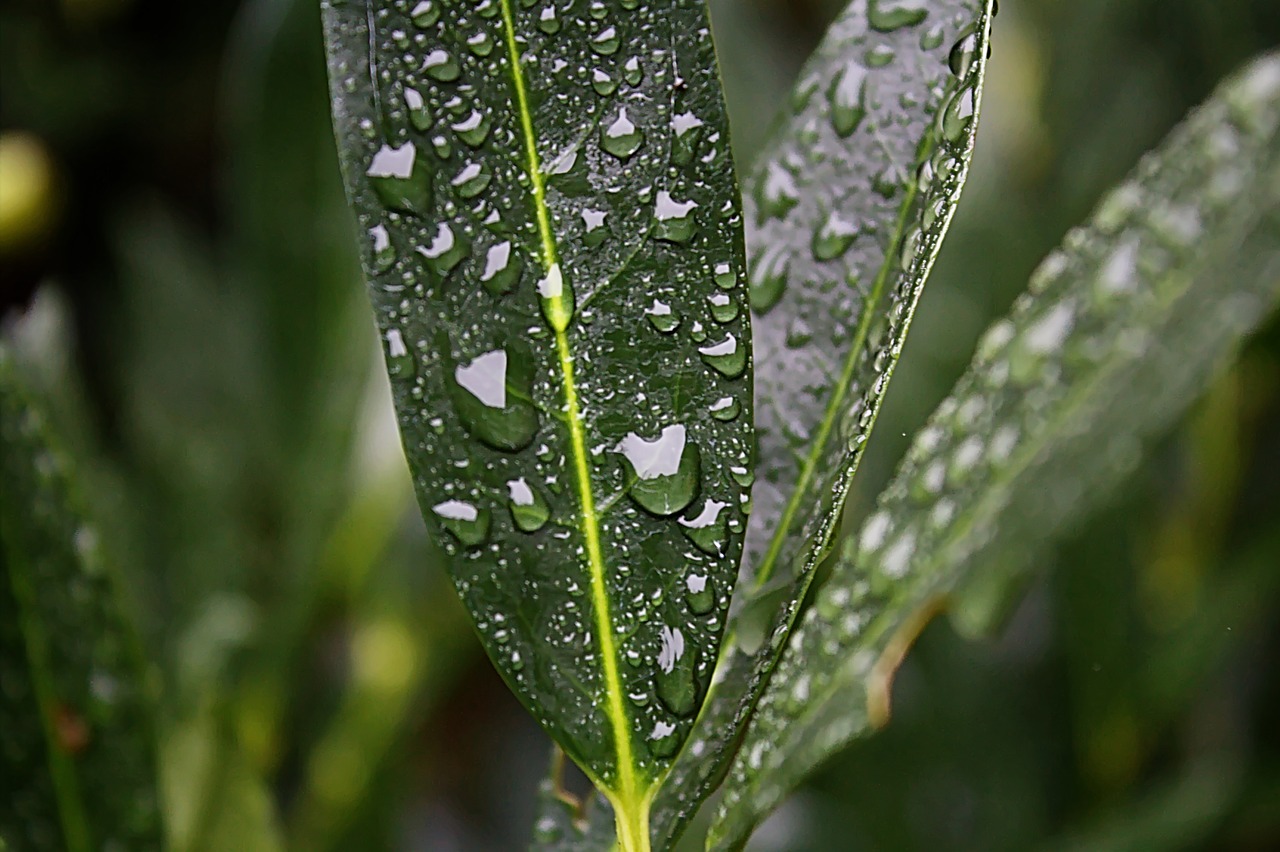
[
  {"x1": 710, "y1": 51, "x2": 1280, "y2": 848},
  {"x1": 0, "y1": 349, "x2": 161, "y2": 851},
  {"x1": 652, "y1": 1, "x2": 994, "y2": 843},
  {"x1": 323, "y1": 0, "x2": 752, "y2": 828}
]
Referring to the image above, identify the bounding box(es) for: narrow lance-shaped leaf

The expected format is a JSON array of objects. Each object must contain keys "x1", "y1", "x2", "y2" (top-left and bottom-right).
[
  {"x1": 710, "y1": 52, "x2": 1280, "y2": 848},
  {"x1": 322, "y1": 0, "x2": 752, "y2": 842},
  {"x1": 651, "y1": 1, "x2": 994, "y2": 842},
  {"x1": 0, "y1": 348, "x2": 162, "y2": 851}
]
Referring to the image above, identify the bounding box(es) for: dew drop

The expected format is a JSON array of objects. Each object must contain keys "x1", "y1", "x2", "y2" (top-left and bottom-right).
[
  {"x1": 812, "y1": 212, "x2": 861, "y2": 261},
  {"x1": 367, "y1": 142, "x2": 431, "y2": 215},
  {"x1": 699, "y1": 333, "x2": 746, "y2": 378},
  {"x1": 423, "y1": 49, "x2": 460, "y2": 82},
  {"x1": 451, "y1": 162, "x2": 491, "y2": 198},
  {"x1": 713, "y1": 262, "x2": 737, "y2": 290},
  {"x1": 432, "y1": 499, "x2": 490, "y2": 547},
  {"x1": 582, "y1": 207, "x2": 608, "y2": 248},
  {"x1": 648, "y1": 720, "x2": 682, "y2": 758},
  {"x1": 655, "y1": 626, "x2": 698, "y2": 716},
  {"x1": 684, "y1": 573, "x2": 715, "y2": 615},
  {"x1": 756, "y1": 162, "x2": 799, "y2": 219},
  {"x1": 538, "y1": 263, "x2": 575, "y2": 333},
  {"x1": 645, "y1": 299, "x2": 680, "y2": 333},
  {"x1": 709, "y1": 395, "x2": 739, "y2": 421},
  {"x1": 411, "y1": 0, "x2": 439, "y2": 28},
  {"x1": 708, "y1": 292, "x2": 738, "y2": 323},
  {"x1": 591, "y1": 25, "x2": 620, "y2": 55},
  {"x1": 404, "y1": 87, "x2": 431, "y2": 132},
  {"x1": 480, "y1": 240, "x2": 521, "y2": 295},
  {"x1": 591, "y1": 68, "x2": 617, "y2": 96},
  {"x1": 654, "y1": 191, "x2": 698, "y2": 244},
  {"x1": 948, "y1": 31, "x2": 979, "y2": 78},
  {"x1": 452, "y1": 111, "x2": 492, "y2": 147},
  {"x1": 369, "y1": 224, "x2": 395, "y2": 271},
  {"x1": 466, "y1": 31, "x2": 494, "y2": 57},
  {"x1": 680, "y1": 499, "x2": 729, "y2": 556},
  {"x1": 417, "y1": 222, "x2": 468, "y2": 274},
  {"x1": 614, "y1": 425, "x2": 700, "y2": 516},
  {"x1": 865, "y1": 44, "x2": 897, "y2": 67},
  {"x1": 623, "y1": 56, "x2": 643, "y2": 85},
  {"x1": 537, "y1": 5, "x2": 560, "y2": 34},
  {"x1": 602, "y1": 107, "x2": 644, "y2": 160},
  {"x1": 384, "y1": 327, "x2": 415, "y2": 377},
  {"x1": 829, "y1": 62, "x2": 869, "y2": 138}
]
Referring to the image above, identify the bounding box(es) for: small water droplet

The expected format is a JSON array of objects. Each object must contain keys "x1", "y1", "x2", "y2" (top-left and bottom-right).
[
  {"x1": 713, "y1": 262, "x2": 736, "y2": 290},
  {"x1": 451, "y1": 162, "x2": 490, "y2": 198},
  {"x1": 591, "y1": 68, "x2": 617, "y2": 96},
  {"x1": 865, "y1": 44, "x2": 897, "y2": 67},
  {"x1": 582, "y1": 207, "x2": 607, "y2": 247},
  {"x1": 756, "y1": 161, "x2": 799, "y2": 219},
  {"x1": 451, "y1": 111, "x2": 492, "y2": 147},
  {"x1": 671, "y1": 111, "x2": 706, "y2": 166},
  {"x1": 699, "y1": 333, "x2": 746, "y2": 378},
  {"x1": 369, "y1": 224, "x2": 395, "y2": 271},
  {"x1": 537, "y1": 5, "x2": 560, "y2": 34},
  {"x1": 623, "y1": 56, "x2": 643, "y2": 85},
  {"x1": 417, "y1": 222, "x2": 468, "y2": 274},
  {"x1": 602, "y1": 107, "x2": 644, "y2": 160},
  {"x1": 709, "y1": 395, "x2": 739, "y2": 421},
  {"x1": 614, "y1": 425, "x2": 700, "y2": 516},
  {"x1": 432, "y1": 499, "x2": 490, "y2": 547},
  {"x1": 384, "y1": 327, "x2": 415, "y2": 377},
  {"x1": 404, "y1": 87, "x2": 431, "y2": 131}
]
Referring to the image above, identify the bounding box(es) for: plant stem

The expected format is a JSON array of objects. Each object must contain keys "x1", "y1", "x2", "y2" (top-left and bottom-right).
[{"x1": 612, "y1": 795, "x2": 652, "y2": 852}]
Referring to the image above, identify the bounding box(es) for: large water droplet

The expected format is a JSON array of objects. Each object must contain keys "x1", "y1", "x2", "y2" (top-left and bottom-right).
[
  {"x1": 684, "y1": 573, "x2": 715, "y2": 615},
  {"x1": 654, "y1": 191, "x2": 698, "y2": 244},
  {"x1": 648, "y1": 720, "x2": 682, "y2": 758},
  {"x1": 829, "y1": 62, "x2": 868, "y2": 138},
  {"x1": 451, "y1": 162, "x2": 490, "y2": 198},
  {"x1": 680, "y1": 499, "x2": 729, "y2": 556},
  {"x1": 432, "y1": 499, "x2": 490, "y2": 547},
  {"x1": 672, "y1": 111, "x2": 705, "y2": 166},
  {"x1": 449, "y1": 347, "x2": 539, "y2": 451},
  {"x1": 592, "y1": 68, "x2": 617, "y2": 96},
  {"x1": 537, "y1": 5, "x2": 560, "y2": 34},
  {"x1": 602, "y1": 108, "x2": 644, "y2": 160},
  {"x1": 367, "y1": 143, "x2": 431, "y2": 215},
  {"x1": 614, "y1": 425, "x2": 700, "y2": 516},
  {"x1": 591, "y1": 25, "x2": 620, "y2": 55},
  {"x1": 623, "y1": 56, "x2": 643, "y2": 85},
  {"x1": 507, "y1": 478, "x2": 550, "y2": 532},
  {"x1": 417, "y1": 222, "x2": 468, "y2": 274},
  {"x1": 582, "y1": 207, "x2": 607, "y2": 248},
  {"x1": 948, "y1": 30, "x2": 979, "y2": 78},
  {"x1": 452, "y1": 111, "x2": 492, "y2": 147},
  {"x1": 756, "y1": 162, "x2": 799, "y2": 219},
  {"x1": 538, "y1": 263, "x2": 574, "y2": 333},
  {"x1": 708, "y1": 292, "x2": 738, "y2": 323},
  {"x1": 699, "y1": 333, "x2": 746, "y2": 378},
  {"x1": 423, "y1": 49, "x2": 460, "y2": 82},
  {"x1": 646, "y1": 299, "x2": 679, "y2": 333},
  {"x1": 868, "y1": 0, "x2": 928, "y2": 32},
  {"x1": 411, "y1": 0, "x2": 439, "y2": 28},
  {"x1": 709, "y1": 395, "x2": 740, "y2": 421},
  {"x1": 404, "y1": 87, "x2": 431, "y2": 132}
]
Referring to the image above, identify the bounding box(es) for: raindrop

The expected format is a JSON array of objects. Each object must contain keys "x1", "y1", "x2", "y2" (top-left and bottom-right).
[
  {"x1": 367, "y1": 142, "x2": 431, "y2": 214},
  {"x1": 648, "y1": 721, "x2": 682, "y2": 758},
  {"x1": 756, "y1": 162, "x2": 799, "y2": 219},
  {"x1": 785, "y1": 318, "x2": 813, "y2": 349},
  {"x1": 592, "y1": 69, "x2": 617, "y2": 96},
  {"x1": 709, "y1": 395, "x2": 740, "y2": 421},
  {"x1": 582, "y1": 208, "x2": 608, "y2": 247},
  {"x1": 655, "y1": 625, "x2": 698, "y2": 716},
  {"x1": 432, "y1": 499, "x2": 490, "y2": 547},
  {"x1": 592, "y1": 26, "x2": 620, "y2": 55},
  {"x1": 411, "y1": 0, "x2": 439, "y2": 28},
  {"x1": 708, "y1": 292, "x2": 738, "y2": 323},
  {"x1": 714, "y1": 262, "x2": 736, "y2": 290},
  {"x1": 507, "y1": 478, "x2": 550, "y2": 532},
  {"x1": 466, "y1": 31, "x2": 494, "y2": 57},
  {"x1": 680, "y1": 499, "x2": 729, "y2": 555},
  {"x1": 537, "y1": 5, "x2": 560, "y2": 34},
  {"x1": 940, "y1": 85, "x2": 976, "y2": 144},
  {"x1": 614, "y1": 425, "x2": 701, "y2": 516},
  {"x1": 829, "y1": 62, "x2": 868, "y2": 138},
  {"x1": 538, "y1": 263, "x2": 575, "y2": 333},
  {"x1": 699, "y1": 333, "x2": 746, "y2": 378},
  {"x1": 654, "y1": 191, "x2": 698, "y2": 244},
  {"x1": 645, "y1": 299, "x2": 680, "y2": 333},
  {"x1": 384, "y1": 327, "x2": 415, "y2": 377},
  {"x1": 404, "y1": 87, "x2": 431, "y2": 132},
  {"x1": 452, "y1": 111, "x2": 492, "y2": 147},
  {"x1": 369, "y1": 224, "x2": 395, "y2": 271},
  {"x1": 449, "y1": 347, "x2": 540, "y2": 451},
  {"x1": 623, "y1": 56, "x2": 643, "y2": 86},
  {"x1": 750, "y1": 262, "x2": 788, "y2": 313},
  {"x1": 451, "y1": 162, "x2": 491, "y2": 198},
  {"x1": 418, "y1": 222, "x2": 468, "y2": 274},
  {"x1": 948, "y1": 30, "x2": 979, "y2": 78},
  {"x1": 602, "y1": 108, "x2": 644, "y2": 160},
  {"x1": 868, "y1": 0, "x2": 928, "y2": 32},
  {"x1": 865, "y1": 44, "x2": 897, "y2": 67},
  {"x1": 672, "y1": 111, "x2": 705, "y2": 166}
]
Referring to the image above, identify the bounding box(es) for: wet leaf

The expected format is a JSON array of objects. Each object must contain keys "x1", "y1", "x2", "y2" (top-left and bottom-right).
[
  {"x1": 323, "y1": 0, "x2": 752, "y2": 837},
  {"x1": 0, "y1": 349, "x2": 162, "y2": 851},
  {"x1": 709, "y1": 52, "x2": 1280, "y2": 848},
  {"x1": 651, "y1": 1, "x2": 994, "y2": 843}
]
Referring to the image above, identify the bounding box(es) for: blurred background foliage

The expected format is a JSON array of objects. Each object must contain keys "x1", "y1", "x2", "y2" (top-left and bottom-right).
[{"x1": 1, "y1": 0, "x2": 1278, "y2": 848}]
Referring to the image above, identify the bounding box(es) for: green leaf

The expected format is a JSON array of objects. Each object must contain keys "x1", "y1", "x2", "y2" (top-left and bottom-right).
[
  {"x1": 650, "y1": 1, "x2": 994, "y2": 843},
  {"x1": 0, "y1": 348, "x2": 162, "y2": 851},
  {"x1": 323, "y1": 0, "x2": 752, "y2": 840},
  {"x1": 709, "y1": 51, "x2": 1280, "y2": 848}
]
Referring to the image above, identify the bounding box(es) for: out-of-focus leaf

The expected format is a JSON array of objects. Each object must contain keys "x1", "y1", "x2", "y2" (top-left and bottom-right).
[
  {"x1": 324, "y1": 0, "x2": 752, "y2": 840},
  {"x1": 651, "y1": 1, "x2": 994, "y2": 843},
  {"x1": 710, "y1": 51, "x2": 1280, "y2": 848},
  {"x1": 530, "y1": 751, "x2": 617, "y2": 851},
  {"x1": 0, "y1": 348, "x2": 161, "y2": 851}
]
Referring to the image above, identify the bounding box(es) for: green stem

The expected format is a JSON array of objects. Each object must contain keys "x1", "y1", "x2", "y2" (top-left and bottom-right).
[{"x1": 612, "y1": 795, "x2": 652, "y2": 852}]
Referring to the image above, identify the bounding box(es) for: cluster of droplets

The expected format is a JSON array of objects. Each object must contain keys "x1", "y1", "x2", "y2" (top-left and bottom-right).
[{"x1": 333, "y1": 0, "x2": 760, "y2": 773}]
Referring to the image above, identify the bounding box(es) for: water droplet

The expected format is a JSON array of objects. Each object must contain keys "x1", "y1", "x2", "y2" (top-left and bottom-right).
[
  {"x1": 920, "y1": 23, "x2": 945, "y2": 50},
  {"x1": 785, "y1": 318, "x2": 813, "y2": 348},
  {"x1": 614, "y1": 425, "x2": 700, "y2": 516},
  {"x1": 538, "y1": 263, "x2": 574, "y2": 333},
  {"x1": 940, "y1": 85, "x2": 975, "y2": 144},
  {"x1": 645, "y1": 299, "x2": 679, "y2": 333},
  {"x1": 750, "y1": 260, "x2": 788, "y2": 313},
  {"x1": 369, "y1": 224, "x2": 395, "y2": 271},
  {"x1": 404, "y1": 87, "x2": 431, "y2": 131},
  {"x1": 480, "y1": 240, "x2": 521, "y2": 294},
  {"x1": 708, "y1": 292, "x2": 738, "y2": 323},
  {"x1": 655, "y1": 625, "x2": 698, "y2": 716},
  {"x1": 623, "y1": 56, "x2": 643, "y2": 85},
  {"x1": 423, "y1": 49, "x2": 460, "y2": 82},
  {"x1": 757, "y1": 162, "x2": 799, "y2": 219},
  {"x1": 829, "y1": 62, "x2": 868, "y2": 138},
  {"x1": 684, "y1": 573, "x2": 715, "y2": 615},
  {"x1": 582, "y1": 208, "x2": 607, "y2": 247},
  {"x1": 451, "y1": 111, "x2": 492, "y2": 147},
  {"x1": 507, "y1": 478, "x2": 550, "y2": 532},
  {"x1": 537, "y1": 5, "x2": 560, "y2": 34},
  {"x1": 591, "y1": 68, "x2": 617, "y2": 96},
  {"x1": 466, "y1": 31, "x2": 494, "y2": 57},
  {"x1": 451, "y1": 162, "x2": 491, "y2": 198},
  {"x1": 654, "y1": 191, "x2": 698, "y2": 244},
  {"x1": 709, "y1": 395, "x2": 739, "y2": 421},
  {"x1": 672, "y1": 111, "x2": 705, "y2": 166},
  {"x1": 948, "y1": 30, "x2": 979, "y2": 78},
  {"x1": 602, "y1": 107, "x2": 644, "y2": 160},
  {"x1": 865, "y1": 44, "x2": 896, "y2": 67},
  {"x1": 449, "y1": 347, "x2": 540, "y2": 451},
  {"x1": 648, "y1": 720, "x2": 682, "y2": 758},
  {"x1": 868, "y1": 0, "x2": 928, "y2": 32},
  {"x1": 384, "y1": 327, "x2": 415, "y2": 377},
  {"x1": 699, "y1": 333, "x2": 746, "y2": 378},
  {"x1": 417, "y1": 222, "x2": 468, "y2": 274},
  {"x1": 432, "y1": 499, "x2": 490, "y2": 547},
  {"x1": 812, "y1": 212, "x2": 861, "y2": 261},
  {"x1": 592, "y1": 26, "x2": 620, "y2": 55},
  {"x1": 680, "y1": 499, "x2": 729, "y2": 556},
  {"x1": 367, "y1": 142, "x2": 431, "y2": 214},
  {"x1": 714, "y1": 262, "x2": 736, "y2": 290},
  {"x1": 411, "y1": 0, "x2": 439, "y2": 28}
]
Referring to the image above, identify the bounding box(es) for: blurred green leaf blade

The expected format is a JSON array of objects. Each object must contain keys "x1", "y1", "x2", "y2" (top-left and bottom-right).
[
  {"x1": 0, "y1": 350, "x2": 162, "y2": 851},
  {"x1": 651, "y1": 1, "x2": 994, "y2": 843},
  {"x1": 709, "y1": 50, "x2": 1280, "y2": 849},
  {"x1": 323, "y1": 0, "x2": 753, "y2": 830}
]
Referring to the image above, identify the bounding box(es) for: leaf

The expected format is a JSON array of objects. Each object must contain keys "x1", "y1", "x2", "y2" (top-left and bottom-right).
[
  {"x1": 709, "y1": 51, "x2": 1280, "y2": 848},
  {"x1": 0, "y1": 347, "x2": 162, "y2": 851},
  {"x1": 322, "y1": 0, "x2": 753, "y2": 839},
  {"x1": 650, "y1": 0, "x2": 994, "y2": 843}
]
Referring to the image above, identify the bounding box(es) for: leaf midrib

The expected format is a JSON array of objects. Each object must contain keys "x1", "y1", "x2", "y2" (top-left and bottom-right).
[{"x1": 497, "y1": 0, "x2": 643, "y2": 808}]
